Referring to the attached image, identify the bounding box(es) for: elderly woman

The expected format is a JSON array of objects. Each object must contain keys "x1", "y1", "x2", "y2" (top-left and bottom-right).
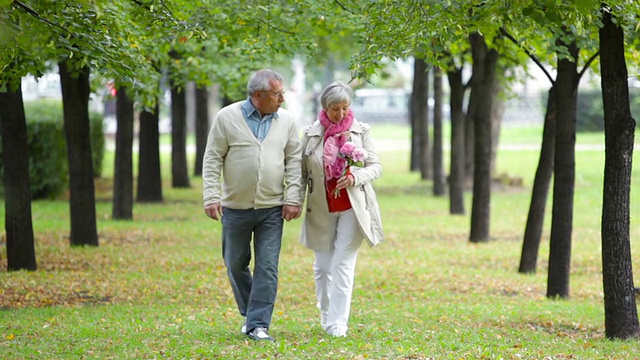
[{"x1": 299, "y1": 81, "x2": 384, "y2": 337}]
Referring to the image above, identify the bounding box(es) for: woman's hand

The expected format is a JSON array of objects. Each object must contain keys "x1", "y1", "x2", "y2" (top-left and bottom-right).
[{"x1": 336, "y1": 173, "x2": 355, "y2": 190}]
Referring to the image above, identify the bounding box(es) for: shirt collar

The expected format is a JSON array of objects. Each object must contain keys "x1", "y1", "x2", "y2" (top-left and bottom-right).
[{"x1": 242, "y1": 97, "x2": 279, "y2": 119}]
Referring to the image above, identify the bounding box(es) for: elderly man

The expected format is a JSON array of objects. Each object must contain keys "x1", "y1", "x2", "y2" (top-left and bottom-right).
[{"x1": 202, "y1": 69, "x2": 303, "y2": 342}]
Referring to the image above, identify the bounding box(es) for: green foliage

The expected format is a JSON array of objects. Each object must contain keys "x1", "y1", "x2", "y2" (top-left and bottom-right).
[
  {"x1": 0, "y1": 1, "x2": 191, "y2": 104},
  {"x1": 1, "y1": 0, "x2": 364, "y2": 104},
  {"x1": 0, "y1": 99, "x2": 105, "y2": 199},
  {"x1": 350, "y1": 0, "x2": 638, "y2": 84},
  {"x1": 160, "y1": 0, "x2": 357, "y2": 99}
]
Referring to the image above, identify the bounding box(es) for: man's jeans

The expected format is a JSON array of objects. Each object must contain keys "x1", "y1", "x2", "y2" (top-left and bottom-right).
[{"x1": 221, "y1": 206, "x2": 283, "y2": 333}]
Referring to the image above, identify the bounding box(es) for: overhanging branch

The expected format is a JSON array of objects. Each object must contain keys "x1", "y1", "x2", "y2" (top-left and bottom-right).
[
  {"x1": 500, "y1": 27, "x2": 555, "y2": 86},
  {"x1": 13, "y1": 0, "x2": 71, "y2": 36},
  {"x1": 335, "y1": 0, "x2": 356, "y2": 14},
  {"x1": 578, "y1": 51, "x2": 600, "y2": 81}
]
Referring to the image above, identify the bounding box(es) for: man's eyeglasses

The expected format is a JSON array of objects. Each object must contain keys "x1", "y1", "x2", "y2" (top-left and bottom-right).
[{"x1": 265, "y1": 90, "x2": 286, "y2": 98}]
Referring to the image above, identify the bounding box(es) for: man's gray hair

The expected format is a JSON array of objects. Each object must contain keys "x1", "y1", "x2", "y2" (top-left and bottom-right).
[
  {"x1": 247, "y1": 69, "x2": 284, "y2": 96},
  {"x1": 320, "y1": 82, "x2": 353, "y2": 110}
]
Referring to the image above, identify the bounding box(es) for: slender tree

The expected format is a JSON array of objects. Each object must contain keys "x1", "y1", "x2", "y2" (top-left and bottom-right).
[
  {"x1": 469, "y1": 32, "x2": 499, "y2": 243},
  {"x1": 112, "y1": 86, "x2": 134, "y2": 220},
  {"x1": 137, "y1": 103, "x2": 164, "y2": 202},
  {"x1": 599, "y1": 4, "x2": 639, "y2": 340},
  {"x1": 411, "y1": 57, "x2": 431, "y2": 179},
  {"x1": 489, "y1": 76, "x2": 505, "y2": 177},
  {"x1": 0, "y1": 75, "x2": 36, "y2": 271},
  {"x1": 499, "y1": 20, "x2": 599, "y2": 278},
  {"x1": 193, "y1": 84, "x2": 209, "y2": 177},
  {"x1": 447, "y1": 65, "x2": 467, "y2": 214},
  {"x1": 547, "y1": 34, "x2": 579, "y2": 298},
  {"x1": 1, "y1": 3, "x2": 52, "y2": 267},
  {"x1": 409, "y1": 69, "x2": 420, "y2": 172},
  {"x1": 58, "y1": 59, "x2": 98, "y2": 247},
  {"x1": 170, "y1": 75, "x2": 190, "y2": 188},
  {"x1": 464, "y1": 85, "x2": 477, "y2": 186},
  {"x1": 432, "y1": 66, "x2": 445, "y2": 196},
  {"x1": 518, "y1": 87, "x2": 556, "y2": 273}
]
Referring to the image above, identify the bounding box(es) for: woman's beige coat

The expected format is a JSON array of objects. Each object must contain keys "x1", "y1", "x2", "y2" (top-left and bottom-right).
[{"x1": 299, "y1": 119, "x2": 384, "y2": 252}]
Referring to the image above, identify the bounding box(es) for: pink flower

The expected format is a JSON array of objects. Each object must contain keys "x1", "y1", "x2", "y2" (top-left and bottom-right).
[
  {"x1": 339, "y1": 142, "x2": 356, "y2": 157},
  {"x1": 352, "y1": 147, "x2": 367, "y2": 162},
  {"x1": 338, "y1": 142, "x2": 367, "y2": 164},
  {"x1": 330, "y1": 142, "x2": 367, "y2": 198}
]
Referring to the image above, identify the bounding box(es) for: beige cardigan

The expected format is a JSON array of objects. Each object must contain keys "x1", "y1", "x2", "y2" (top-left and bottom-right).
[
  {"x1": 202, "y1": 101, "x2": 303, "y2": 209},
  {"x1": 299, "y1": 120, "x2": 384, "y2": 252}
]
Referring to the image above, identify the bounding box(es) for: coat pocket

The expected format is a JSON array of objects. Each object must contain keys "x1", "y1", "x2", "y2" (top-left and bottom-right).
[{"x1": 308, "y1": 177, "x2": 314, "y2": 194}]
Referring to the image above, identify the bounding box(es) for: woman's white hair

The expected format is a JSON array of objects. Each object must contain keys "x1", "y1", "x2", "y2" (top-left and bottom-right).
[{"x1": 320, "y1": 81, "x2": 353, "y2": 110}]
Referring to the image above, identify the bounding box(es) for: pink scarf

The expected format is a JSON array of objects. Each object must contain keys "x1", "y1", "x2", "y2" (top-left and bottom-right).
[{"x1": 319, "y1": 109, "x2": 354, "y2": 180}]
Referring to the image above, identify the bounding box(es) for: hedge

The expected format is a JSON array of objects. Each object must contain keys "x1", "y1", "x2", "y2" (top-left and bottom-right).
[
  {"x1": 0, "y1": 99, "x2": 105, "y2": 199},
  {"x1": 576, "y1": 87, "x2": 640, "y2": 132}
]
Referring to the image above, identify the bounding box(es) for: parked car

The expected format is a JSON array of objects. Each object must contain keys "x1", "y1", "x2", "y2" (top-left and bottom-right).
[{"x1": 350, "y1": 88, "x2": 410, "y2": 124}]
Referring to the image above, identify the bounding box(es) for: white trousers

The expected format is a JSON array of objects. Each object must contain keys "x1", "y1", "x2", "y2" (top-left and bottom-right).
[{"x1": 313, "y1": 209, "x2": 363, "y2": 336}]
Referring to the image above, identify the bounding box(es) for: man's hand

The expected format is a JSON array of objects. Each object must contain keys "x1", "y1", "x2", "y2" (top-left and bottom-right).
[
  {"x1": 204, "y1": 202, "x2": 223, "y2": 220},
  {"x1": 282, "y1": 204, "x2": 301, "y2": 222}
]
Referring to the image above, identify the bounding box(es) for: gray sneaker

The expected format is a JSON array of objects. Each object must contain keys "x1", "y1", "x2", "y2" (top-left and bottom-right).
[{"x1": 247, "y1": 327, "x2": 274, "y2": 342}]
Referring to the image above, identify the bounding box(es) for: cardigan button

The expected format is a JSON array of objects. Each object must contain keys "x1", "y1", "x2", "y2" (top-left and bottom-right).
[{"x1": 307, "y1": 208, "x2": 312, "y2": 213}]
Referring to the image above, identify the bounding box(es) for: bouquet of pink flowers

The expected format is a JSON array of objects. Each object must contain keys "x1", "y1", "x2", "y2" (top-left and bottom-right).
[{"x1": 332, "y1": 141, "x2": 367, "y2": 197}]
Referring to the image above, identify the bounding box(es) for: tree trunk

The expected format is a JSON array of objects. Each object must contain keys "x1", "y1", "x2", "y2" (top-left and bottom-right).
[
  {"x1": 137, "y1": 103, "x2": 163, "y2": 203},
  {"x1": 171, "y1": 81, "x2": 190, "y2": 188},
  {"x1": 432, "y1": 67, "x2": 445, "y2": 196},
  {"x1": 464, "y1": 88, "x2": 477, "y2": 186},
  {"x1": 599, "y1": 8, "x2": 640, "y2": 340},
  {"x1": 112, "y1": 86, "x2": 134, "y2": 220},
  {"x1": 409, "y1": 94, "x2": 419, "y2": 172},
  {"x1": 469, "y1": 33, "x2": 498, "y2": 243},
  {"x1": 409, "y1": 63, "x2": 420, "y2": 173},
  {"x1": 490, "y1": 80, "x2": 505, "y2": 177},
  {"x1": 447, "y1": 67, "x2": 466, "y2": 214},
  {"x1": 412, "y1": 57, "x2": 431, "y2": 180},
  {"x1": 519, "y1": 87, "x2": 556, "y2": 274},
  {"x1": 193, "y1": 85, "x2": 209, "y2": 177},
  {"x1": 547, "y1": 36, "x2": 579, "y2": 299},
  {"x1": 58, "y1": 60, "x2": 99, "y2": 247},
  {"x1": 409, "y1": 94, "x2": 420, "y2": 171},
  {"x1": 0, "y1": 79, "x2": 37, "y2": 271}
]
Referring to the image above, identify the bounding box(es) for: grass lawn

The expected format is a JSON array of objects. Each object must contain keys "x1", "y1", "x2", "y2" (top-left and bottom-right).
[{"x1": 1, "y1": 124, "x2": 640, "y2": 359}]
